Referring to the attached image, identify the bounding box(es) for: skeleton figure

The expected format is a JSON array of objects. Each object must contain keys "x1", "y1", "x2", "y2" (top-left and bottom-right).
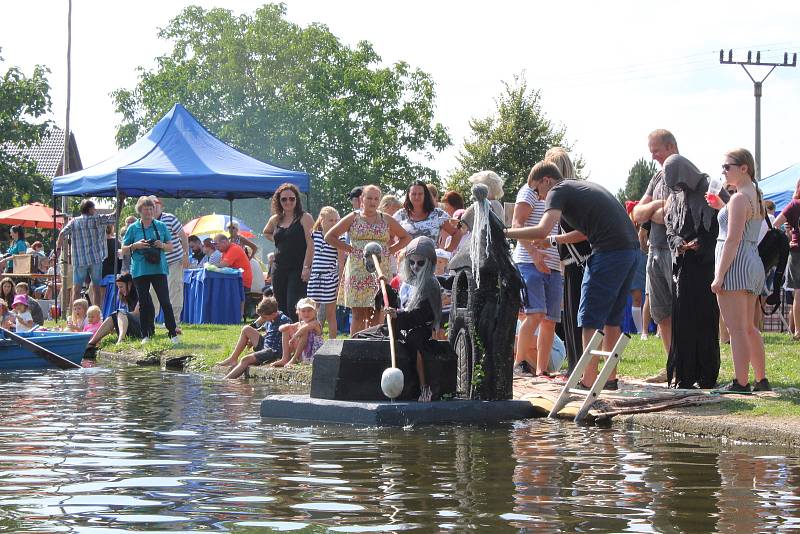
[{"x1": 384, "y1": 236, "x2": 442, "y2": 402}]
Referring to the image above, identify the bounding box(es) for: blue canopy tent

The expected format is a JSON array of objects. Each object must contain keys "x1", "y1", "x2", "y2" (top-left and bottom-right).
[
  {"x1": 53, "y1": 103, "x2": 309, "y2": 198},
  {"x1": 50, "y1": 104, "x2": 310, "y2": 323},
  {"x1": 761, "y1": 162, "x2": 800, "y2": 213}
]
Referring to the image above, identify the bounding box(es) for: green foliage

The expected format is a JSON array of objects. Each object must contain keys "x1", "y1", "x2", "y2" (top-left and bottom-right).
[
  {"x1": 616, "y1": 157, "x2": 658, "y2": 203},
  {"x1": 0, "y1": 49, "x2": 52, "y2": 208},
  {"x1": 112, "y1": 4, "x2": 451, "y2": 215},
  {"x1": 445, "y1": 74, "x2": 582, "y2": 202}
]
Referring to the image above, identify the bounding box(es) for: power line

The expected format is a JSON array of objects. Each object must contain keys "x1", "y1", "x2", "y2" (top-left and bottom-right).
[{"x1": 720, "y1": 48, "x2": 797, "y2": 180}]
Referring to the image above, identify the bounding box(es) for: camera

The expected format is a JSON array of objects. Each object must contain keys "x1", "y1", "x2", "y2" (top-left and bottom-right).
[
  {"x1": 142, "y1": 240, "x2": 161, "y2": 264},
  {"x1": 146, "y1": 239, "x2": 157, "y2": 247}
]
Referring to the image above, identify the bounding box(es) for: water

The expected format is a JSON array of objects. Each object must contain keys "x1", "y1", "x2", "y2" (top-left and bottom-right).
[{"x1": 1, "y1": 365, "x2": 799, "y2": 532}]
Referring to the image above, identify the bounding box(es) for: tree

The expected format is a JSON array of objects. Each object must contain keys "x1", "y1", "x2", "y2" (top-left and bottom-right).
[
  {"x1": 0, "y1": 49, "x2": 52, "y2": 208},
  {"x1": 616, "y1": 158, "x2": 658, "y2": 203},
  {"x1": 112, "y1": 4, "x2": 451, "y2": 216},
  {"x1": 444, "y1": 74, "x2": 582, "y2": 202}
]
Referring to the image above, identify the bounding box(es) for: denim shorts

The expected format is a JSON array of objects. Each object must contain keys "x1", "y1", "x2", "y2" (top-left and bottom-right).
[
  {"x1": 73, "y1": 262, "x2": 103, "y2": 285},
  {"x1": 517, "y1": 263, "x2": 563, "y2": 322},
  {"x1": 578, "y1": 249, "x2": 638, "y2": 330}
]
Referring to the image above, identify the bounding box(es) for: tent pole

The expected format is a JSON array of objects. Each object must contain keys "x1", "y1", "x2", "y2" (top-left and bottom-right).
[
  {"x1": 229, "y1": 198, "x2": 233, "y2": 230},
  {"x1": 52, "y1": 195, "x2": 59, "y2": 323},
  {"x1": 114, "y1": 190, "x2": 121, "y2": 279}
]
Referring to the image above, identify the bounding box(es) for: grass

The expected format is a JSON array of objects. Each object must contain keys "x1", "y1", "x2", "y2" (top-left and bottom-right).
[
  {"x1": 47, "y1": 317, "x2": 800, "y2": 417},
  {"x1": 619, "y1": 332, "x2": 800, "y2": 417}
]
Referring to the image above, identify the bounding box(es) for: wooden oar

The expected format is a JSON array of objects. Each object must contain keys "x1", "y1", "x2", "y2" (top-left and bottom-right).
[{"x1": 0, "y1": 328, "x2": 82, "y2": 370}]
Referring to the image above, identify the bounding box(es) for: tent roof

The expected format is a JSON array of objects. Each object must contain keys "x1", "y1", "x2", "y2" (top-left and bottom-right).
[
  {"x1": 761, "y1": 162, "x2": 800, "y2": 213},
  {"x1": 52, "y1": 104, "x2": 309, "y2": 199}
]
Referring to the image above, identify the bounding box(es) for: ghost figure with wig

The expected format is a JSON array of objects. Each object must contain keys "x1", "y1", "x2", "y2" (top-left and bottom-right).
[{"x1": 384, "y1": 236, "x2": 442, "y2": 402}]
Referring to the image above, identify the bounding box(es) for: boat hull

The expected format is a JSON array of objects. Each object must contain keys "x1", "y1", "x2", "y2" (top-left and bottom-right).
[{"x1": 0, "y1": 331, "x2": 90, "y2": 370}]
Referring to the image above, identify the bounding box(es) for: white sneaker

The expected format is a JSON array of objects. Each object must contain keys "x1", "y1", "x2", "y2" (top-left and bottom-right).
[
  {"x1": 140, "y1": 337, "x2": 150, "y2": 345},
  {"x1": 170, "y1": 335, "x2": 181, "y2": 345},
  {"x1": 640, "y1": 333, "x2": 648, "y2": 341}
]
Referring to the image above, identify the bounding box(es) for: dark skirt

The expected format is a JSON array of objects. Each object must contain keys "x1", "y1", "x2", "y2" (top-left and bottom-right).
[
  {"x1": 111, "y1": 311, "x2": 143, "y2": 339},
  {"x1": 666, "y1": 250, "x2": 720, "y2": 388},
  {"x1": 562, "y1": 263, "x2": 584, "y2": 375}
]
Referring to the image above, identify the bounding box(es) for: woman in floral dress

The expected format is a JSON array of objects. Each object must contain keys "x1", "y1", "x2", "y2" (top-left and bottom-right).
[{"x1": 325, "y1": 185, "x2": 411, "y2": 335}]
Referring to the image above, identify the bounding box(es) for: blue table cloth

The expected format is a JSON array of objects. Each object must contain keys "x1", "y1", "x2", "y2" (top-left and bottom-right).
[{"x1": 182, "y1": 268, "x2": 245, "y2": 325}]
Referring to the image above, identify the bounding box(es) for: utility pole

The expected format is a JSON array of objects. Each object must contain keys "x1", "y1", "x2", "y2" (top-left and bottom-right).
[
  {"x1": 60, "y1": 0, "x2": 72, "y2": 319},
  {"x1": 720, "y1": 49, "x2": 797, "y2": 180}
]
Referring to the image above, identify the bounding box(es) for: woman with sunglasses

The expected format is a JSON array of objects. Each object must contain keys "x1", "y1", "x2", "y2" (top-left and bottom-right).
[
  {"x1": 263, "y1": 183, "x2": 314, "y2": 322},
  {"x1": 325, "y1": 184, "x2": 411, "y2": 335},
  {"x1": 706, "y1": 148, "x2": 769, "y2": 392}
]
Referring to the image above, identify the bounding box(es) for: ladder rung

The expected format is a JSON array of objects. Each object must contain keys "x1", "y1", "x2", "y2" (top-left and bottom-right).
[
  {"x1": 589, "y1": 350, "x2": 614, "y2": 357},
  {"x1": 568, "y1": 388, "x2": 596, "y2": 396}
]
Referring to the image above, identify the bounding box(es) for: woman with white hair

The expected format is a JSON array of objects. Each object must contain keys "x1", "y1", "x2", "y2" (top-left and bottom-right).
[{"x1": 120, "y1": 196, "x2": 179, "y2": 344}]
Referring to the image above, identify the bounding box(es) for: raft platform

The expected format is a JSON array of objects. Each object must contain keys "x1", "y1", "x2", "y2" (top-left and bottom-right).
[{"x1": 260, "y1": 394, "x2": 538, "y2": 426}]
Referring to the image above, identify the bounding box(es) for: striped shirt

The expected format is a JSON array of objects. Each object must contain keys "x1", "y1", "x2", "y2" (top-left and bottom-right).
[
  {"x1": 512, "y1": 184, "x2": 561, "y2": 271},
  {"x1": 310, "y1": 231, "x2": 339, "y2": 273},
  {"x1": 59, "y1": 213, "x2": 116, "y2": 267},
  {"x1": 158, "y1": 212, "x2": 185, "y2": 265}
]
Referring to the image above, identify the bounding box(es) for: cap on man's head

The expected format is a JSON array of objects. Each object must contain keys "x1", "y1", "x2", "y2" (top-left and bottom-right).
[{"x1": 347, "y1": 187, "x2": 363, "y2": 200}]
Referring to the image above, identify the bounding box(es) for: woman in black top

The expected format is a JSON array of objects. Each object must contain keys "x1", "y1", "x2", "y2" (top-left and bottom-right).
[
  {"x1": 83, "y1": 273, "x2": 142, "y2": 356},
  {"x1": 262, "y1": 183, "x2": 314, "y2": 321}
]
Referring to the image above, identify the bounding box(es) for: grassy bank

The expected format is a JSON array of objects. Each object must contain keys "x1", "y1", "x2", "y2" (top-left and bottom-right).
[{"x1": 93, "y1": 322, "x2": 800, "y2": 416}]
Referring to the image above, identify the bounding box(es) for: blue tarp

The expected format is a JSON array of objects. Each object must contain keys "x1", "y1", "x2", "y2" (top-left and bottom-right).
[
  {"x1": 53, "y1": 104, "x2": 309, "y2": 198},
  {"x1": 761, "y1": 162, "x2": 800, "y2": 213}
]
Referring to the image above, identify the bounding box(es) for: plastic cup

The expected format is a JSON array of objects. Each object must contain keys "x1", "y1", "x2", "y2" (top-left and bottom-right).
[{"x1": 708, "y1": 176, "x2": 723, "y2": 195}]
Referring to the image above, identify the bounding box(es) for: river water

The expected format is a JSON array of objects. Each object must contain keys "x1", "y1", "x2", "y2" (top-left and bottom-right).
[{"x1": 0, "y1": 365, "x2": 799, "y2": 532}]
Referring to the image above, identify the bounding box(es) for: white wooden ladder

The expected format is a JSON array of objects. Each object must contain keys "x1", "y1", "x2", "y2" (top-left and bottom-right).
[{"x1": 548, "y1": 330, "x2": 631, "y2": 423}]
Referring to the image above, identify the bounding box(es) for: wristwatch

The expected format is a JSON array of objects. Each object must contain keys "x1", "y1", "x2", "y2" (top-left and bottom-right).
[{"x1": 549, "y1": 235, "x2": 558, "y2": 247}]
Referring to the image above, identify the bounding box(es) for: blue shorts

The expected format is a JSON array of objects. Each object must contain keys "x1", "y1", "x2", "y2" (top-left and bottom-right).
[
  {"x1": 578, "y1": 249, "x2": 638, "y2": 330},
  {"x1": 630, "y1": 251, "x2": 647, "y2": 292},
  {"x1": 73, "y1": 263, "x2": 103, "y2": 285},
  {"x1": 518, "y1": 263, "x2": 563, "y2": 322}
]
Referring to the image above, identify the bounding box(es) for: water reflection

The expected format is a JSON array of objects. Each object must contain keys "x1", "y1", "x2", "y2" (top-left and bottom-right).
[{"x1": 0, "y1": 366, "x2": 798, "y2": 532}]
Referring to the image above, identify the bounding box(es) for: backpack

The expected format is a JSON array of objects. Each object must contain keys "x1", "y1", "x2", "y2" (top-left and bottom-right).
[{"x1": 758, "y1": 215, "x2": 790, "y2": 312}]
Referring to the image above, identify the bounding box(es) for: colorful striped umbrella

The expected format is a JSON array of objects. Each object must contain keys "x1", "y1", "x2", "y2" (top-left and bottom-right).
[{"x1": 182, "y1": 214, "x2": 256, "y2": 239}]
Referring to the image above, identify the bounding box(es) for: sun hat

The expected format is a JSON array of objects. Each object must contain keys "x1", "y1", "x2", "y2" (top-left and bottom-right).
[
  {"x1": 296, "y1": 297, "x2": 317, "y2": 310},
  {"x1": 12, "y1": 294, "x2": 28, "y2": 307}
]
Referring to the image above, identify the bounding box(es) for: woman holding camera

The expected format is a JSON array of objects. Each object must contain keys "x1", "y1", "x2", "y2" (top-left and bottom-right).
[{"x1": 121, "y1": 196, "x2": 179, "y2": 344}]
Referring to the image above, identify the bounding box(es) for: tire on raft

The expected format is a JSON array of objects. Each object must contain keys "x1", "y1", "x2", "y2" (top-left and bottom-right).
[{"x1": 448, "y1": 268, "x2": 479, "y2": 399}]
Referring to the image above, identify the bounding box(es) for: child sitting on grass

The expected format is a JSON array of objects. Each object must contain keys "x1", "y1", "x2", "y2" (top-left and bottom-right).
[
  {"x1": 84, "y1": 305, "x2": 103, "y2": 334},
  {"x1": 223, "y1": 297, "x2": 291, "y2": 378},
  {"x1": 271, "y1": 297, "x2": 324, "y2": 368},
  {"x1": 11, "y1": 295, "x2": 35, "y2": 333},
  {"x1": 67, "y1": 299, "x2": 89, "y2": 332},
  {"x1": 220, "y1": 297, "x2": 291, "y2": 367}
]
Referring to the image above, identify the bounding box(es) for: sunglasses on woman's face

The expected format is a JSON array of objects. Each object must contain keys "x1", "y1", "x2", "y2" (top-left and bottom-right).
[
  {"x1": 280, "y1": 196, "x2": 296, "y2": 203},
  {"x1": 721, "y1": 163, "x2": 739, "y2": 172},
  {"x1": 410, "y1": 259, "x2": 426, "y2": 267}
]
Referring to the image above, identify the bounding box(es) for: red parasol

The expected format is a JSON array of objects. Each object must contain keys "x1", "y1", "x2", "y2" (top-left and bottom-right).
[{"x1": 0, "y1": 202, "x2": 67, "y2": 229}]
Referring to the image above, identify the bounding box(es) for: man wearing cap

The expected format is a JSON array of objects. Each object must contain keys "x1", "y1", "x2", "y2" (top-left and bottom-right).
[
  {"x1": 150, "y1": 197, "x2": 189, "y2": 323},
  {"x1": 348, "y1": 187, "x2": 363, "y2": 211}
]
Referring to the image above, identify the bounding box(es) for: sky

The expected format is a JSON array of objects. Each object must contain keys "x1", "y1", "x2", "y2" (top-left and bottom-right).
[{"x1": 2, "y1": 0, "x2": 799, "y2": 195}]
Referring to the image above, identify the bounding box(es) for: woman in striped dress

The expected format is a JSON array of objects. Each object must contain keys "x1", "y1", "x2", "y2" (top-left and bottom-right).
[
  {"x1": 308, "y1": 207, "x2": 345, "y2": 339},
  {"x1": 707, "y1": 148, "x2": 769, "y2": 392}
]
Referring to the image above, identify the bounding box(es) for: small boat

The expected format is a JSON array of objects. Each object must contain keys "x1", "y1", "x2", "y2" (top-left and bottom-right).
[{"x1": 0, "y1": 331, "x2": 91, "y2": 370}]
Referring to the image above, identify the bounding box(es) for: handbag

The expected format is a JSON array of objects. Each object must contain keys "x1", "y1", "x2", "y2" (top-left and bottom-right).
[{"x1": 758, "y1": 215, "x2": 789, "y2": 313}]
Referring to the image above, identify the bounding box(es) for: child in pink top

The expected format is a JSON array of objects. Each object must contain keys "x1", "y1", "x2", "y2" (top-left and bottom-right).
[{"x1": 83, "y1": 305, "x2": 103, "y2": 334}]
